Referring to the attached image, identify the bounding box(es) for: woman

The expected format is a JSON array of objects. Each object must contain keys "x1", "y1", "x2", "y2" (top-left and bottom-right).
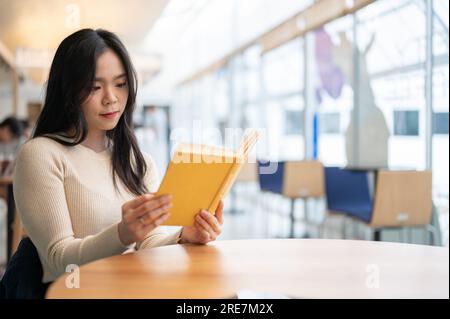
[{"x1": 7, "y1": 29, "x2": 224, "y2": 294}]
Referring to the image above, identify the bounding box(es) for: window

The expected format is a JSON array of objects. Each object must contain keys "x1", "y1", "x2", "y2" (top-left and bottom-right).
[
  {"x1": 319, "y1": 113, "x2": 341, "y2": 134},
  {"x1": 262, "y1": 39, "x2": 305, "y2": 160},
  {"x1": 393, "y1": 110, "x2": 419, "y2": 136},
  {"x1": 433, "y1": 112, "x2": 449, "y2": 135},
  {"x1": 432, "y1": 0, "x2": 449, "y2": 220},
  {"x1": 313, "y1": 15, "x2": 354, "y2": 166},
  {"x1": 285, "y1": 110, "x2": 303, "y2": 135},
  {"x1": 357, "y1": 0, "x2": 427, "y2": 170},
  {"x1": 263, "y1": 39, "x2": 304, "y2": 97}
]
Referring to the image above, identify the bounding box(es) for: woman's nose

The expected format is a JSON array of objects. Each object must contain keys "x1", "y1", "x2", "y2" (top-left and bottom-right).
[{"x1": 102, "y1": 87, "x2": 118, "y2": 105}]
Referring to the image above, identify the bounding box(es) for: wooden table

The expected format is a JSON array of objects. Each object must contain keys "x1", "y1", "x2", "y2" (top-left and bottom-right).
[{"x1": 46, "y1": 239, "x2": 449, "y2": 299}]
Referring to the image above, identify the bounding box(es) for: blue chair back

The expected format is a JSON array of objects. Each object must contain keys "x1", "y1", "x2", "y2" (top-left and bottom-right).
[
  {"x1": 324, "y1": 167, "x2": 373, "y2": 222},
  {"x1": 257, "y1": 161, "x2": 285, "y2": 195}
]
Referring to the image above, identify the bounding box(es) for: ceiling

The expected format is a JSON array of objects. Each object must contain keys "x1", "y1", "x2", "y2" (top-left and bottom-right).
[
  {"x1": 0, "y1": 0, "x2": 169, "y2": 84},
  {"x1": 0, "y1": 0, "x2": 169, "y2": 51}
]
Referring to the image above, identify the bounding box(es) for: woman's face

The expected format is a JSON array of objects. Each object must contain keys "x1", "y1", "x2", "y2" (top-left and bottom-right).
[{"x1": 81, "y1": 48, "x2": 129, "y2": 133}]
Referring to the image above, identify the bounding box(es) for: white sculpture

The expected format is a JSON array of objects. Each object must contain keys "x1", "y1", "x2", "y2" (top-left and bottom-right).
[{"x1": 332, "y1": 32, "x2": 390, "y2": 168}]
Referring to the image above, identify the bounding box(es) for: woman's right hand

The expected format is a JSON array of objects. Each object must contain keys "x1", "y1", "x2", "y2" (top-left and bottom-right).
[{"x1": 118, "y1": 193, "x2": 172, "y2": 246}]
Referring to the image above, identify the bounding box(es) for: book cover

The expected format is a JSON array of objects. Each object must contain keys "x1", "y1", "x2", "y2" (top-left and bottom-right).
[{"x1": 156, "y1": 131, "x2": 259, "y2": 226}]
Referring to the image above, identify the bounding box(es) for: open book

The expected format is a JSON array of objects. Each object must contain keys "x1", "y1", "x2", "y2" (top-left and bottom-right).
[{"x1": 156, "y1": 130, "x2": 259, "y2": 226}]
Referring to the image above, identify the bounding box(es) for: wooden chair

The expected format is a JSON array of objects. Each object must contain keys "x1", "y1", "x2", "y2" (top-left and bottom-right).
[
  {"x1": 282, "y1": 161, "x2": 325, "y2": 238},
  {"x1": 323, "y1": 169, "x2": 435, "y2": 243},
  {"x1": 282, "y1": 161, "x2": 325, "y2": 198},
  {"x1": 370, "y1": 170, "x2": 434, "y2": 242},
  {"x1": 256, "y1": 160, "x2": 325, "y2": 238}
]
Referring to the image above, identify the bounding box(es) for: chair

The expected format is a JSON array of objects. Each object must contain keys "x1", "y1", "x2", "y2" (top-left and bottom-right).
[
  {"x1": 257, "y1": 160, "x2": 325, "y2": 238},
  {"x1": 324, "y1": 167, "x2": 373, "y2": 223},
  {"x1": 257, "y1": 160, "x2": 285, "y2": 194},
  {"x1": 256, "y1": 160, "x2": 285, "y2": 237},
  {"x1": 323, "y1": 167, "x2": 435, "y2": 243},
  {"x1": 282, "y1": 161, "x2": 325, "y2": 237},
  {"x1": 282, "y1": 161, "x2": 325, "y2": 198},
  {"x1": 370, "y1": 170, "x2": 433, "y2": 242}
]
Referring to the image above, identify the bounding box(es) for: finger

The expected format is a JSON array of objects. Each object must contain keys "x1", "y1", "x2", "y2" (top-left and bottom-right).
[
  {"x1": 195, "y1": 216, "x2": 217, "y2": 240},
  {"x1": 140, "y1": 194, "x2": 172, "y2": 210},
  {"x1": 137, "y1": 213, "x2": 171, "y2": 241},
  {"x1": 194, "y1": 221, "x2": 212, "y2": 242},
  {"x1": 123, "y1": 194, "x2": 164, "y2": 223},
  {"x1": 122, "y1": 193, "x2": 154, "y2": 212},
  {"x1": 133, "y1": 195, "x2": 172, "y2": 218},
  {"x1": 215, "y1": 201, "x2": 224, "y2": 225},
  {"x1": 195, "y1": 213, "x2": 215, "y2": 235},
  {"x1": 198, "y1": 210, "x2": 221, "y2": 235},
  {"x1": 142, "y1": 212, "x2": 171, "y2": 229},
  {"x1": 124, "y1": 195, "x2": 172, "y2": 223},
  {"x1": 139, "y1": 203, "x2": 172, "y2": 225}
]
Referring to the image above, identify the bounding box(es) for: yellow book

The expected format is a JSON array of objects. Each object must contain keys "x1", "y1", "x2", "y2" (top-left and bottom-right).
[{"x1": 156, "y1": 130, "x2": 259, "y2": 226}]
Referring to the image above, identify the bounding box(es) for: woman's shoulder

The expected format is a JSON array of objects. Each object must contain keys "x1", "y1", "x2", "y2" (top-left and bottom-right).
[
  {"x1": 13, "y1": 137, "x2": 72, "y2": 178},
  {"x1": 17, "y1": 136, "x2": 68, "y2": 159}
]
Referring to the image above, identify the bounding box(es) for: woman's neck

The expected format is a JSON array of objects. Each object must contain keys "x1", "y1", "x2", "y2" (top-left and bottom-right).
[{"x1": 81, "y1": 130, "x2": 107, "y2": 153}]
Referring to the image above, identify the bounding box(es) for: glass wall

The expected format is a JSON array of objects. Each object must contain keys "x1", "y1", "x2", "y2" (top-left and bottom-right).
[
  {"x1": 262, "y1": 39, "x2": 304, "y2": 160},
  {"x1": 355, "y1": 0, "x2": 448, "y2": 235},
  {"x1": 357, "y1": 0, "x2": 427, "y2": 170},
  {"x1": 172, "y1": 0, "x2": 311, "y2": 157},
  {"x1": 313, "y1": 16, "x2": 354, "y2": 167},
  {"x1": 432, "y1": 0, "x2": 449, "y2": 199},
  {"x1": 432, "y1": 0, "x2": 449, "y2": 244},
  {"x1": 170, "y1": 0, "x2": 448, "y2": 172},
  {"x1": 165, "y1": 0, "x2": 449, "y2": 243}
]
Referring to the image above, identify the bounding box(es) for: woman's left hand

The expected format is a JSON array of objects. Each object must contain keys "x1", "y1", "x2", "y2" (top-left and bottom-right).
[{"x1": 179, "y1": 201, "x2": 224, "y2": 244}]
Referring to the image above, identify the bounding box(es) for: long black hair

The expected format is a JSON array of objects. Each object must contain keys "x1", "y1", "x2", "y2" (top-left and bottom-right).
[{"x1": 33, "y1": 28, "x2": 148, "y2": 195}]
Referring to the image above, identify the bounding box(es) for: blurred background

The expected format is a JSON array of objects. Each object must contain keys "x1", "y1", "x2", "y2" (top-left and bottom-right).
[{"x1": 0, "y1": 0, "x2": 448, "y2": 267}]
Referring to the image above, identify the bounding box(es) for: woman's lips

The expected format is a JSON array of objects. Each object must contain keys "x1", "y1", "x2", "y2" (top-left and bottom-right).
[{"x1": 100, "y1": 111, "x2": 119, "y2": 120}]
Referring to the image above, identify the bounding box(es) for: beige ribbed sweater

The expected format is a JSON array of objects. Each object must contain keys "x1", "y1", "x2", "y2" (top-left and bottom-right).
[{"x1": 13, "y1": 136, "x2": 181, "y2": 283}]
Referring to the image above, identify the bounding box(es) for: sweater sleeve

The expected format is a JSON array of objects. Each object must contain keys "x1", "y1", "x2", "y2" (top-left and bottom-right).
[
  {"x1": 136, "y1": 153, "x2": 182, "y2": 250},
  {"x1": 13, "y1": 139, "x2": 131, "y2": 282}
]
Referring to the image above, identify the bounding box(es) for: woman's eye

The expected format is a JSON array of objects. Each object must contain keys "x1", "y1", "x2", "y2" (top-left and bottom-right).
[
  {"x1": 92, "y1": 86, "x2": 101, "y2": 92},
  {"x1": 117, "y1": 82, "x2": 127, "y2": 88}
]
